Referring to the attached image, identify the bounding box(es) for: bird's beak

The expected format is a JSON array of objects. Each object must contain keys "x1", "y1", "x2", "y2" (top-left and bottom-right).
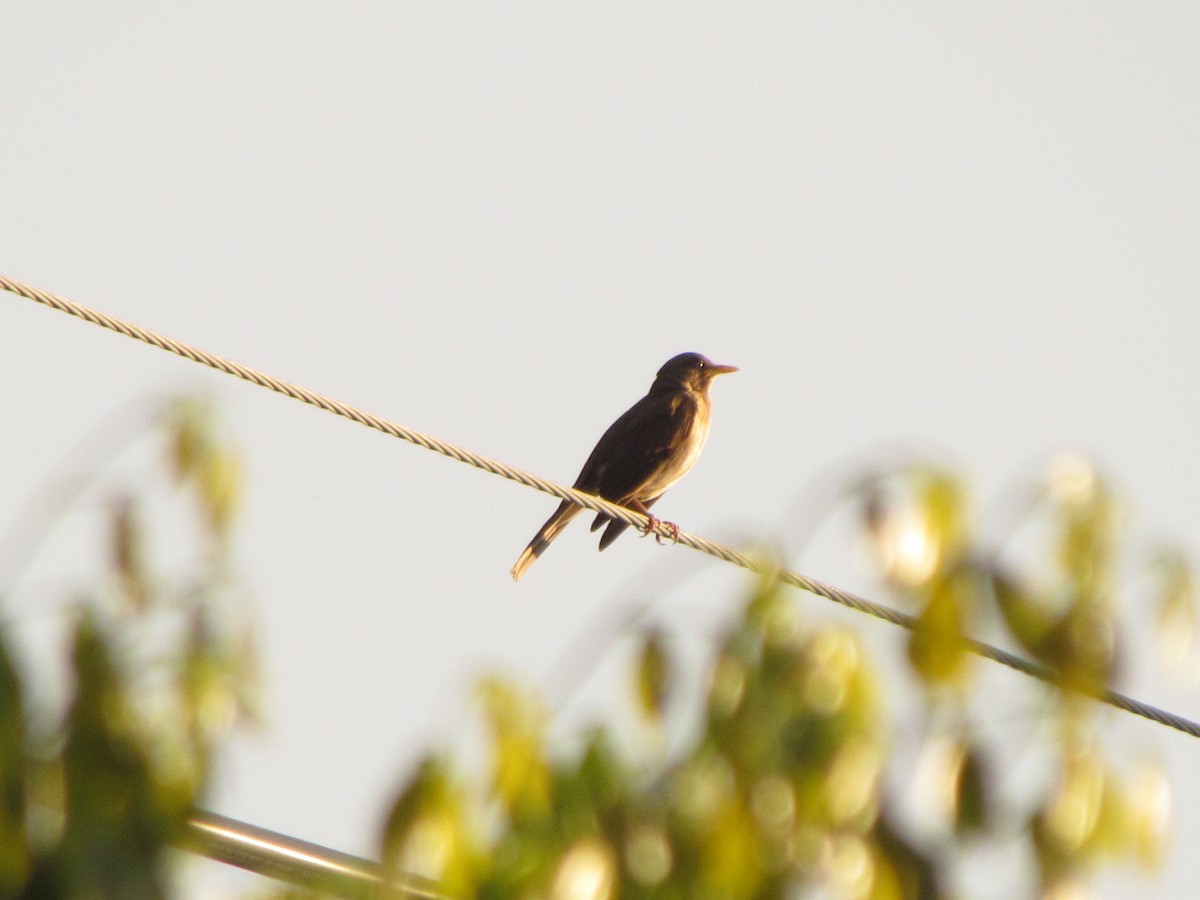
[{"x1": 707, "y1": 363, "x2": 738, "y2": 376}]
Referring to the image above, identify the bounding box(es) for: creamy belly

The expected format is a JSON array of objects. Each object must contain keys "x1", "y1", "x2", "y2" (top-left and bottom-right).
[{"x1": 640, "y1": 413, "x2": 711, "y2": 498}]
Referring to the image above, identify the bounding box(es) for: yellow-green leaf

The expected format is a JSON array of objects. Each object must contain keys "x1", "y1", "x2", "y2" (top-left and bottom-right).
[{"x1": 634, "y1": 630, "x2": 670, "y2": 724}]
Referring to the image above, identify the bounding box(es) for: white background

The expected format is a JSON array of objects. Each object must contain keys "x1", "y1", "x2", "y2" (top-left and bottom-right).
[{"x1": 2, "y1": 5, "x2": 1198, "y2": 896}]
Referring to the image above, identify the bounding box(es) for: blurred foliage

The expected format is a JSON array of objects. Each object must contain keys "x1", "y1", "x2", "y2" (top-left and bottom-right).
[
  {"x1": 2, "y1": 393, "x2": 1190, "y2": 899},
  {"x1": 382, "y1": 452, "x2": 1193, "y2": 899},
  {"x1": 0, "y1": 397, "x2": 257, "y2": 898}
]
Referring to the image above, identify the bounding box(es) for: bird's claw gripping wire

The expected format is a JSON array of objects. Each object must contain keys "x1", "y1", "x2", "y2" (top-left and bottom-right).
[
  {"x1": 660, "y1": 520, "x2": 681, "y2": 545},
  {"x1": 639, "y1": 513, "x2": 661, "y2": 540},
  {"x1": 640, "y1": 515, "x2": 681, "y2": 545}
]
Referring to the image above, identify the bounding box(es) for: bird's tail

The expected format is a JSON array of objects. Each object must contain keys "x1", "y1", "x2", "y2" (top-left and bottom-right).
[{"x1": 510, "y1": 501, "x2": 581, "y2": 581}]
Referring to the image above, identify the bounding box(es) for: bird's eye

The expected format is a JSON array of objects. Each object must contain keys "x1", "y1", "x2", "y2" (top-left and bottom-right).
[{"x1": 696, "y1": 360, "x2": 706, "y2": 369}]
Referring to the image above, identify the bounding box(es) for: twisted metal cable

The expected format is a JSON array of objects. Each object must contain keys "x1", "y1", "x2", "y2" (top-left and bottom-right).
[
  {"x1": 182, "y1": 809, "x2": 447, "y2": 899},
  {"x1": 4, "y1": 273, "x2": 1199, "y2": 739}
]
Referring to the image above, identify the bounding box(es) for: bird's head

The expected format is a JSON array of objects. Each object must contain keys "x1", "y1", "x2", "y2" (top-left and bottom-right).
[{"x1": 654, "y1": 352, "x2": 738, "y2": 393}]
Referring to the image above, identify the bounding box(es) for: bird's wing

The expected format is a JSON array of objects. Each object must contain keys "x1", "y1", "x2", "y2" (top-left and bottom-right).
[{"x1": 575, "y1": 391, "x2": 698, "y2": 503}]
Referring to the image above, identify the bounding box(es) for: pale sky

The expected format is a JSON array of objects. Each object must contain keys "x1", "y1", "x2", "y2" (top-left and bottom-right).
[{"x1": 3, "y1": 4, "x2": 1199, "y2": 897}]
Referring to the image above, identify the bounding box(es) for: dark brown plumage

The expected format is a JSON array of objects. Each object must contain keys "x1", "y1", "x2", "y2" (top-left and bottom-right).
[{"x1": 510, "y1": 352, "x2": 736, "y2": 580}]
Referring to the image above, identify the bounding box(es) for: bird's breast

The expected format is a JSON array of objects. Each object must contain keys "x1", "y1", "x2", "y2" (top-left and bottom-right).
[{"x1": 640, "y1": 400, "x2": 711, "y2": 498}]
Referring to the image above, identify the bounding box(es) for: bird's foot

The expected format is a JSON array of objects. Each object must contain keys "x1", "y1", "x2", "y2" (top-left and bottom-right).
[
  {"x1": 640, "y1": 515, "x2": 680, "y2": 545},
  {"x1": 639, "y1": 513, "x2": 661, "y2": 539}
]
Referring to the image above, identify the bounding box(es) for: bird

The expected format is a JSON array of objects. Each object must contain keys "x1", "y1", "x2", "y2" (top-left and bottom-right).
[{"x1": 510, "y1": 352, "x2": 737, "y2": 580}]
